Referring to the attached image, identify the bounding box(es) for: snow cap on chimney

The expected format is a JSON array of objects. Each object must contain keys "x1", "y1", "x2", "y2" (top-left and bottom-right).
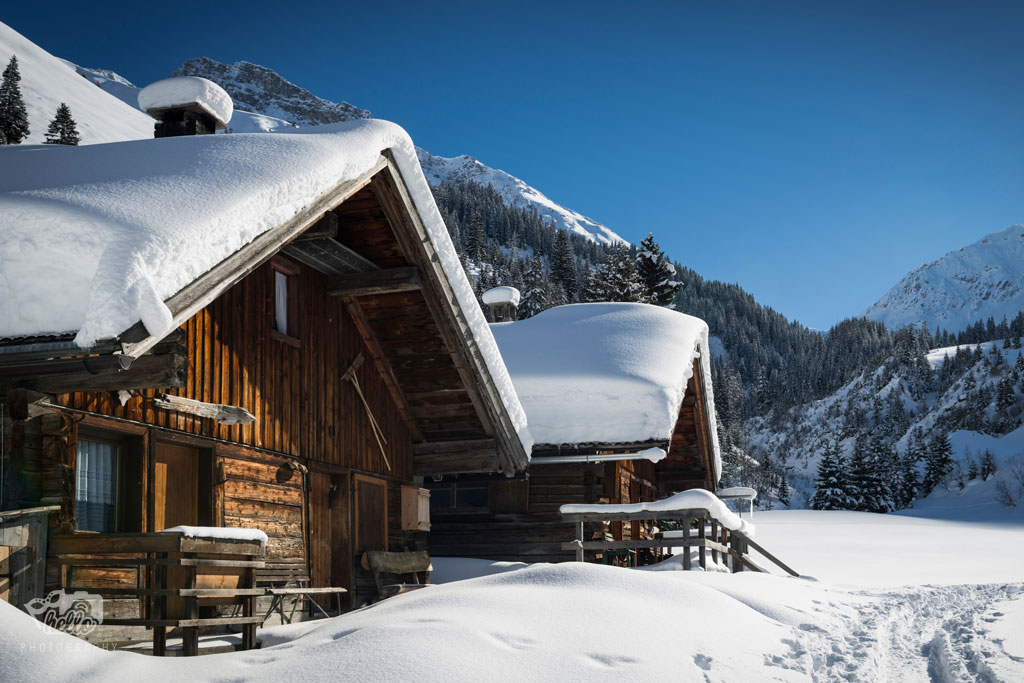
[
  {"x1": 138, "y1": 76, "x2": 234, "y2": 137},
  {"x1": 482, "y1": 286, "x2": 520, "y2": 322}
]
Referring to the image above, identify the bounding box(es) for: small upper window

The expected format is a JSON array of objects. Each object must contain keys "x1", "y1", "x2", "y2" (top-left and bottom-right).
[{"x1": 271, "y1": 260, "x2": 299, "y2": 342}]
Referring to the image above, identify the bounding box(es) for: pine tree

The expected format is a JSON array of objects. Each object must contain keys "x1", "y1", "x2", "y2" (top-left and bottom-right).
[
  {"x1": 636, "y1": 233, "x2": 680, "y2": 306},
  {"x1": 777, "y1": 472, "x2": 791, "y2": 508},
  {"x1": 590, "y1": 244, "x2": 648, "y2": 303},
  {"x1": 43, "y1": 103, "x2": 80, "y2": 146},
  {"x1": 980, "y1": 450, "x2": 997, "y2": 481},
  {"x1": 996, "y1": 376, "x2": 1015, "y2": 411},
  {"x1": 518, "y1": 254, "x2": 550, "y2": 319},
  {"x1": 896, "y1": 449, "x2": 920, "y2": 509},
  {"x1": 549, "y1": 229, "x2": 577, "y2": 298},
  {"x1": 465, "y1": 212, "x2": 487, "y2": 262},
  {"x1": 922, "y1": 432, "x2": 955, "y2": 495},
  {"x1": 0, "y1": 55, "x2": 30, "y2": 144},
  {"x1": 811, "y1": 439, "x2": 851, "y2": 510}
]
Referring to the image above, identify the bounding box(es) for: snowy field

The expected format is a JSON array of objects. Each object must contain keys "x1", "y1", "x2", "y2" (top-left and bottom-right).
[{"x1": 2, "y1": 508, "x2": 1022, "y2": 682}]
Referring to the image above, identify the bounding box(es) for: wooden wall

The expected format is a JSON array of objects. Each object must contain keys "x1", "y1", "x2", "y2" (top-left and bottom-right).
[
  {"x1": 59, "y1": 258, "x2": 412, "y2": 482},
  {"x1": 427, "y1": 459, "x2": 658, "y2": 564}
]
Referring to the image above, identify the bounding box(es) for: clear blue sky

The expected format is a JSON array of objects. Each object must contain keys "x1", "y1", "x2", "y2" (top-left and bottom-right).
[{"x1": 7, "y1": 1, "x2": 1024, "y2": 329}]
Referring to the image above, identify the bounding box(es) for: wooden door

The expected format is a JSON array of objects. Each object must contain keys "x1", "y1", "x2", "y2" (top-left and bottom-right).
[
  {"x1": 354, "y1": 475, "x2": 387, "y2": 555},
  {"x1": 152, "y1": 443, "x2": 198, "y2": 619},
  {"x1": 153, "y1": 443, "x2": 199, "y2": 530},
  {"x1": 309, "y1": 472, "x2": 352, "y2": 608}
]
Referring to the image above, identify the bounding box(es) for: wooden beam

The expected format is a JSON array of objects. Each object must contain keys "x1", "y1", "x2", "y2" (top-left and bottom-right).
[
  {"x1": 413, "y1": 438, "x2": 496, "y2": 456},
  {"x1": 413, "y1": 450, "x2": 500, "y2": 477},
  {"x1": 151, "y1": 393, "x2": 256, "y2": 425},
  {"x1": 7, "y1": 352, "x2": 187, "y2": 394},
  {"x1": 294, "y1": 211, "x2": 339, "y2": 241},
  {"x1": 282, "y1": 237, "x2": 378, "y2": 276},
  {"x1": 327, "y1": 267, "x2": 421, "y2": 297},
  {"x1": 116, "y1": 155, "x2": 388, "y2": 358}
]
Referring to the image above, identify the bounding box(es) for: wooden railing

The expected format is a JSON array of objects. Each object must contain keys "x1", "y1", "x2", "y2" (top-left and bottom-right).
[
  {"x1": 50, "y1": 531, "x2": 266, "y2": 655},
  {"x1": 560, "y1": 507, "x2": 799, "y2": 577}
]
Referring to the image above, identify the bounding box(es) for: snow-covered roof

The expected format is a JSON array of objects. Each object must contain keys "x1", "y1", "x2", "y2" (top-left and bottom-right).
[
  {"x1": 0, "y1": 118, "x2": 532, "y2": 453},
  {"x1": 490, "y1": 303, "x2": 720, "y2": 477},
  {"x1": 137, "y1": 76, "x2": 234, "y2": 127},
  {"x1": 482, "y1": 286, "x2": 521, "y2": 306}
]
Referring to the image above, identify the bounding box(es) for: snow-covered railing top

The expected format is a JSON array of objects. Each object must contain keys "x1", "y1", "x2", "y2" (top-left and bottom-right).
[
  {"x1": 490, "y1": 302, "x2": 720, "y2": 480},
  {"x1": 158, "y1": 525, "x2": 269, "y2": 545},
  {"x1": 560, "y1": 489, "x2": 753, "y2": 536},
  {"x1": 0, "y1": 119, "x2": 533, "y2": 453}
]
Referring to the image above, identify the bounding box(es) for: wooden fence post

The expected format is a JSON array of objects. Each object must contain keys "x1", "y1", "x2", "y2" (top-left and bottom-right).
[
  {"x1": 575, "y1": 522, "x2": 584, "y2": 562},
  {"x1": 697, "y1": 514, "x2": 706, "y2": 570}
]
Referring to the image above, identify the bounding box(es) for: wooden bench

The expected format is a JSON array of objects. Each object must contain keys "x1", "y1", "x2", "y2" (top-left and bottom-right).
[
  {"x1": 360, "y1": 550, "x2": 432, "y2": 601},
  {"x1": 254, "y1": 562, "x2": 347, "y2": 624}
]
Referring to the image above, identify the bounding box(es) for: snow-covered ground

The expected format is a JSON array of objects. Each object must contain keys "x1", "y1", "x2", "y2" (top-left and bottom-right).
[{"x1": 2, "y1": 507, "x2": 1021, "y2": 682}]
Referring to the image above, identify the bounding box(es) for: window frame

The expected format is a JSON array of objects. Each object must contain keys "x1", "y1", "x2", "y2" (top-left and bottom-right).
[{"x1": 270, "y1": 258, "x2": 301, "y2": 347}]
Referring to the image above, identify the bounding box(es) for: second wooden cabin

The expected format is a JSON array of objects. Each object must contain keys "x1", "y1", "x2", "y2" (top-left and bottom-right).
[{"x1": 427, "y1": 298, "x2": 721, "y2": 563}]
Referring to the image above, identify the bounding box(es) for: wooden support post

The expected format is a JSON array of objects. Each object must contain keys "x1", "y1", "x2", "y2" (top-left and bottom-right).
[
  {"x1": 575, "y1": 522, "x2": 584, "y2": 562},
  {"x1": 710, "y1": 520, "x2": 719, "y2": 565},
  {"x1": 698, "y1": 515, "x2": 707, "y2": 570},
  {"x1": 153, "y1": 551, "x2": 167, "y2": 657},
  {"x1": 182, "y1": 556, "x2": 198, "y2": 656},
  {"x1": 682, "y1": 520, "x2": 691, "y2": 570},
  {"x1": 242, "y1": 561, "x2": 257, "y2": 650}
]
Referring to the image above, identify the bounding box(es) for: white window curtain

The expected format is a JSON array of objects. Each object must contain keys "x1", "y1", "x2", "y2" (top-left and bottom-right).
[
  {"x1": 75, "y1": 440, "x2": 118, "y2": 532},
  {"x1": 275, "y1": 270, "x2": 289, "y2": 335}
]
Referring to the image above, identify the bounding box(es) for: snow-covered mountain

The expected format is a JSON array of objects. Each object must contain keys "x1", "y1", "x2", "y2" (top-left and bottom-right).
[
  {"x1": 863, "y1": 224, "x2": 1024, "y2": 332},
  {"x1": 171, "y1": 57, "x2": 372, "y2": 126},
  {"x1": 417, "y1": 150, "x2": 626, "y2": 246},
  {"x1": 169, "y1": 56, "x2": 626, "y2": 246},
  {"x1": 0, "y1": 22, "x2": 153, "y2": 144}
]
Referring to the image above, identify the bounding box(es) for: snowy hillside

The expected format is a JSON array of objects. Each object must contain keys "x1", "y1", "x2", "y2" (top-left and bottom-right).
[
  {"x1": 863, "y1": 224, "x2": 1024, "y2": 331},
  {"x1": 172, "y1": 57, "x2": 372, "y2": 126},
  {"x1": 418, "y1": 150, "x2": 627, "y2": 246},
  {"x1": 0, "y1": 22, "x2": 153, "y2": 144},
  {"x1": 745, "y1": 337, "x2": 1024, "y2": 510}
]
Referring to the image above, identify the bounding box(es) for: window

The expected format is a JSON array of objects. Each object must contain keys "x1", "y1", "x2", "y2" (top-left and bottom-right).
[
  {"x1": 75, "y1": 440, "x2": 120, "y2": 532},
  {"x1": 428, "y1": 483, "x2": 489, "y2": 510},
  {"x1": 271, "y1": 259, "x2": 300, "y2": 343}
]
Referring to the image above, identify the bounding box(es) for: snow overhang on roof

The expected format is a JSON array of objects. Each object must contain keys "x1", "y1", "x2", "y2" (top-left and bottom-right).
[
  {"x1": 0, "y1": 118, "x2": 533, "y2": 457},
  {"x1": 490, "y1": 302, "x2": 721, "y2": 481}
]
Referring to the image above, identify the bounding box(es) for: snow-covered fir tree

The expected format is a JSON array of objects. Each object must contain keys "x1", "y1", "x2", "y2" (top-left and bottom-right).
[
  {"x1": 636, "y1": 233, "x2": 680, "y2": 305},
  {"x1": 811, "y1": 439, "x2": 851, "y2": 510},
  {"x1": 43, "y1": 102, "x2": 80, "y2": 146},
  {"x1": 0, "y1": 55, "x2": 30, "y2": 144}
]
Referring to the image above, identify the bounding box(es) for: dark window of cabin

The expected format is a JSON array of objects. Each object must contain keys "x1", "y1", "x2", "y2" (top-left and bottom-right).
[
  {"x1": 74, "y1": 434, "x2": 144, "y2": 533},
  {"x1": 271, "y1": 259, "x2": 300, "y2": 343},
  {"x1": 429, "y1": 486, "x2": 452, "y2": 510},
  {"x1": 454, "y1": 486, "x2": 488, "y2": 509}
]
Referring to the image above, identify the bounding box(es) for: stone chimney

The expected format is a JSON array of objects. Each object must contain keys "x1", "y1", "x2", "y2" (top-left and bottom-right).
[
  {"x1": 137, "y1": 76, "x2": 234, "y2": 138},
  {"x1": 482, "y1": 286, "x2": 521, "y2": 323}
]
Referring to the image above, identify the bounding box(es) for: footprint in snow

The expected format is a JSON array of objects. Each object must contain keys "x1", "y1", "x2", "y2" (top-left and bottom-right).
[
  {"x1": 584, "y1": 652, "x2": 638, "y2": 668},
  {"x1": 693, "y1": 654, "x2": 712, "y2": 671}
]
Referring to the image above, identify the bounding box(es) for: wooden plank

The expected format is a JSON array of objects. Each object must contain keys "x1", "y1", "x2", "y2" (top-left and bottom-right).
[
  {"x1": 413, "y1": 439, "x2": 496, "y2": 455},
  {"x1": 327, "y1": 267, "x2": 421, "y2": 297},
  {"x1": 732, "y1": 530, "x2": 800, "y2": 577},
  {"x1": 413, "y1": 450, "x2": 500, "y2": 477}
]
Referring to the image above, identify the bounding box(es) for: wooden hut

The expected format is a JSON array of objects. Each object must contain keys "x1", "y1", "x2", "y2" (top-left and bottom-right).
[
  {"x1": 427, "y1": 302, "x2": 720, "y2": 564},
  {"x1": 0, "y1": 121, "x2": 530, "y2": 642}
]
